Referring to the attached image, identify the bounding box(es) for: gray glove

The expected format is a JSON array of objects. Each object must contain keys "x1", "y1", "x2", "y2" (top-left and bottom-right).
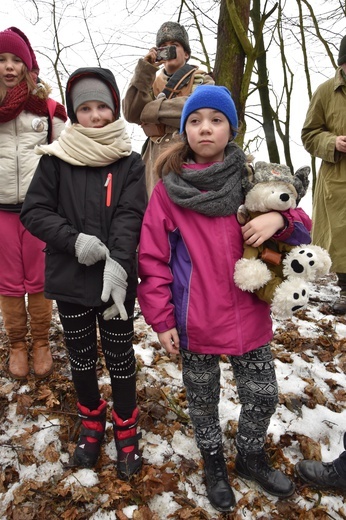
[
  {"x1": 75, "y1": 233, "x2": 109, "y2": 266},
  {"x1": 101, "y1": 256, "x2": 128, "y2": 320}
]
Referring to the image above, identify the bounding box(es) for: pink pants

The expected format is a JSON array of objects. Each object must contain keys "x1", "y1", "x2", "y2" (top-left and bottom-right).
[{"x1": 0, "y1": 211, "x2": 45, "y2": 296}]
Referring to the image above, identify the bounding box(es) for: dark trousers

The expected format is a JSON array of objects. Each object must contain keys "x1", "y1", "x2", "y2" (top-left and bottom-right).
[
  {"x1": 336, "y1": 273, "x2": 346, "y2": 293},
  {"x1": 57, "y1": 299, "x2": 137, "y2": 419},
  {"x1": 181, "y1": 344, "x2": 278, "y2": 454}
]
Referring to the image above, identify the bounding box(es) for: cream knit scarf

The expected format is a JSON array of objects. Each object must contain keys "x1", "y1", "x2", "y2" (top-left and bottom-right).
[{"x1": 35, "y1": 119, "x2": 132, "y2": 166}]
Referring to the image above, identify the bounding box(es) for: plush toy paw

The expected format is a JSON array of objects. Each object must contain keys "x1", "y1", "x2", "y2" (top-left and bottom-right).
[
  {"x1": 271, "y1": 278, "x2": 310, "y2": 319},
  {"x1": 283, "y1": 245, "x2": 332, "y2": 282},
  {"x1": 234, "y1": 257, "x2": 272, "y2": 291}
]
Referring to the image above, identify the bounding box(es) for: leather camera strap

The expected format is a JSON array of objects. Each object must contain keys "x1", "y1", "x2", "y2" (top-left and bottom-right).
[{"x1": 161, "y1": 64, "x2": 197, "y2": 99}]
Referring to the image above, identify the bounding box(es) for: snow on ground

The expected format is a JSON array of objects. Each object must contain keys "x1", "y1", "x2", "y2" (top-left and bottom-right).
[{"x1": 1, "y1": 274, "x2": 346, "y2": 519}]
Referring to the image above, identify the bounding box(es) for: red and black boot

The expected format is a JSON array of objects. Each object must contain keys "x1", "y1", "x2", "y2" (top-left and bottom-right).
[
  {"x1": 112, "y1": 407, "x2": 142, "y2": 479},
  {"x1": 73, "y1": 399, "x2": 107, "y2": 468}
]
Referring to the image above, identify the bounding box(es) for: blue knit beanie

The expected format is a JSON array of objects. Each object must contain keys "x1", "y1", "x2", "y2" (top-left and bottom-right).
[{"x1": 180, "y1": 85, "x2": 238, "y2": 136}]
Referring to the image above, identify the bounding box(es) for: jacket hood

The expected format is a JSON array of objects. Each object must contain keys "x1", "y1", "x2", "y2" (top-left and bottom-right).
[{"x1": 66, "y1": 67, "x2": 120, "y2": 123}]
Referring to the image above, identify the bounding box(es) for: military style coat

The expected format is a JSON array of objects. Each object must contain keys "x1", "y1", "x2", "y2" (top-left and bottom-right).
[
  {"x1": 122, "y1": 59, "x2": 214, "y2": 196},
  {"x1": 302, "y1": 67, "x2": 346, "y2": 273}
]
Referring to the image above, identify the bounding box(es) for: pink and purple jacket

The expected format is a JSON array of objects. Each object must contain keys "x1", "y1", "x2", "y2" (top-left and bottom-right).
[
  {"x1": 273, "y1": 207, "x2": 312, "y2": 245},
  {"x1": 137, "y1": 180, "x2": 274, "y2": 356}
]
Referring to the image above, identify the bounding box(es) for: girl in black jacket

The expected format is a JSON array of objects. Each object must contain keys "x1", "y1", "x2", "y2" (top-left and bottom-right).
[{"x1": 20, "y1": 67, "x2": 147, "y2": 480}]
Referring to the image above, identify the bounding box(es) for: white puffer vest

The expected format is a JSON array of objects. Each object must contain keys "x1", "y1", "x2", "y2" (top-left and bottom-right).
[{"x1": 0, "y1": 110, "x2": 65, "y2": 205}]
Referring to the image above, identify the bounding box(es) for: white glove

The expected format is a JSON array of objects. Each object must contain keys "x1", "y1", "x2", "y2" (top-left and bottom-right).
[
  {"x1": 101, "y1": 256, "x2": 128, "y2": 320},
  {"x1": 75, "y1": 233, "x2": 109, "y2": 266}
]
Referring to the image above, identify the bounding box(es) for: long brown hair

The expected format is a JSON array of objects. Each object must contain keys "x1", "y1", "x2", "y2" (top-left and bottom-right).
[
  {"x1": 0, "y1": 64, "x2": 37, "y2": 104},
  {"x1": 154, "y1": 134, "x2": 195, "y2": 179}
]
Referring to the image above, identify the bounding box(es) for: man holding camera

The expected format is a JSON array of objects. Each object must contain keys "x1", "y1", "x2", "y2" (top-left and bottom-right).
[{"x1": 122, "y1": 21, "x2": 214, "y2": 196}]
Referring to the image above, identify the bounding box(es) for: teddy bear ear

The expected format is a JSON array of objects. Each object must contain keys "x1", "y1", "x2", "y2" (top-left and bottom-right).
[{"x1": 293, "y1": 166, "x2": 310, "y2": 203}]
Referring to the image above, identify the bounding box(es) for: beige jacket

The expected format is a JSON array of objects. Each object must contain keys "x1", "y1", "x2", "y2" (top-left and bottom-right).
[{"x1": 122, "y1": 59, "x2": 214, "y2": 196}]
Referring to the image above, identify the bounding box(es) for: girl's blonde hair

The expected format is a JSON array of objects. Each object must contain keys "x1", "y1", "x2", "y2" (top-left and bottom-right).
[
  {"x1": 154, "y1": 134, "x2": 195, "y2": 179},
  {"x1": 0, "y1": 64, "x2": 37, "y2": 104}
]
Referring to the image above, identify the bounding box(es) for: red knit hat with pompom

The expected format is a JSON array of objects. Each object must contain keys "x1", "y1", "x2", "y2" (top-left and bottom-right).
[{"x1": 0, "y1": 27, "x2": 39, "y2": 73}]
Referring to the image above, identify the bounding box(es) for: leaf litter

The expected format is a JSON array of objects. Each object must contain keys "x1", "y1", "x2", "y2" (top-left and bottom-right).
[{"x1": 1, "y1": 274, "x2": 346, "y2": 519}]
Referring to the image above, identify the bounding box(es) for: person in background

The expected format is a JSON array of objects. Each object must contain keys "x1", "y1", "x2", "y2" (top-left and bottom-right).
[
  {"x1": 122, "y1": 21, "x2": 214, "y2": 196},
  {"x1": 20, "y1": 67, "x2": 147, "y2": 480},
  {"x1": 296, "y1": 433, "x2": 346, "y2": 491},
  {"x1": 301, "y1": 34, "x2": 346, "y2": 315},
  {"x1": 137, "y1": 85, "x2": 295, "y2": 512},
  {"x1": 0, "y1": 26, "x2": 67, "y2": 380}
]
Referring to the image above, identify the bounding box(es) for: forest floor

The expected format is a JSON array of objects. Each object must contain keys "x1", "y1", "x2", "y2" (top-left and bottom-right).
[{"x1": 1, "y1": 274, "x2": 346, "y2": 519}]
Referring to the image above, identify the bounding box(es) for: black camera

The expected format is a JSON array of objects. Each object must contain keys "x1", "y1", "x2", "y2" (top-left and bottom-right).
[{"x1": 156, "y1": 45, "x2": 177, "y2": 62}]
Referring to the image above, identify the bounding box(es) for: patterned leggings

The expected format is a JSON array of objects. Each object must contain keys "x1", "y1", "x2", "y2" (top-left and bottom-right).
[
  {"x1": 181, "y1": 344, "x2": 278, "y2": 454},
  {"x1": 57, "y1": 299, "x2": 137, "y2": 418}
]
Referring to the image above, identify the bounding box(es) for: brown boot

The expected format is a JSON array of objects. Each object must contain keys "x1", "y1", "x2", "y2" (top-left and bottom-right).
[
  {"x1": 0, "y1": 295, "x2": 29, "y2": 379},
  {"x1": 27, "y1": 292, "x2": 53, "y2": 379}
]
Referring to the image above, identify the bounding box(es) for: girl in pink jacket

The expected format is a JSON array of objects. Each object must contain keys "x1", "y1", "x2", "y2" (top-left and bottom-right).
[{"x1": 138, "y1": 85, "x2": 295, "y2": 512}]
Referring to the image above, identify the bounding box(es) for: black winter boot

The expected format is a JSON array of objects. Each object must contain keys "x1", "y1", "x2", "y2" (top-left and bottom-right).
[
  {"x1": 73, "y1": 400, "x2": 107, "y2": 468},
  {"x1": 235, "y1": 449, "x2": 295, "y2": 498},
  {"x1": 296, "y1": 459, "x2": 346, "y2": 490},
  {"x1": 296, "y1": 433, "x2": 346, "y2": 491},
  {"x1": 201, "y1": 448, "x2": 235, "y2": 512},
  {"x1": 112, "y1": 408, "x2": 142, "y2": 480}
]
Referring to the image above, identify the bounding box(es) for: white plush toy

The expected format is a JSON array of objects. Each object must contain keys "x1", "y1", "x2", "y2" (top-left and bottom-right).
[{"x1": 234, "y1": 161, "x2": 332, "y2": 319}]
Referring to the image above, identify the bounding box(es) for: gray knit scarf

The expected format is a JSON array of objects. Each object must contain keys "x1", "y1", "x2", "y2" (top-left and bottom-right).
[{"x1": 163, "y1": 142, "x2": 246, "y2": 216}]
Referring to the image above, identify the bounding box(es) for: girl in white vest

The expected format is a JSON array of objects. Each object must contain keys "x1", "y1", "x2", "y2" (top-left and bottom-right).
[{"x1": 0, "y1": 27, "x2": 66, "y2": 380}]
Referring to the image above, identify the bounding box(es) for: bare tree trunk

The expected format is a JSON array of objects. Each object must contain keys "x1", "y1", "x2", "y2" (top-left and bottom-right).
[
  {"x1": 251, "y1": 0, "x2": 280, "y2": 163},
  {"x1": 213, "y1": 0, "x2": 250, "y2": 144},
  {"x1": 274, "y1": 3, "x2": 294, "y2": 171}
]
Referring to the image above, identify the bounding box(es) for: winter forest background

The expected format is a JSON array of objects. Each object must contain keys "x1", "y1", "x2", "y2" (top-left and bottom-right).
[
  {"x1": 1, "y1": 1, "x2": 346, "y2": 519},
  {"x1": 1, "y1": 0, "x2": 345, "y2": 181}
]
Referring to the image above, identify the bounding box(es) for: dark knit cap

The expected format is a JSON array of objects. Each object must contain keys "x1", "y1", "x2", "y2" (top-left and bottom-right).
[
  {"x1": 0, "y1": 26, "x2": 39, "y2": 73},
  {"x1": 66, "y1": 68, "x2": 120, "y2": 123},
  {"x1": 180, "y1": 85, "x2": 238, "y2": 136},
  {"x1": 338, "y1": 35, "x2": 346, "y2": 66},
  {"x1": 156, "y1": 21, "x2": 191, "y2": 57},
  {"x1": 70, "y1": 76, "x2": 115, "y2": 113}
]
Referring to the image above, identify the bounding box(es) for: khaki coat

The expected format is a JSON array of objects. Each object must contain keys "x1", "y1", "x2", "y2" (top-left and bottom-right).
[{"x1": 301, "y1": 67, "x2": 346, "y2": 273}]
